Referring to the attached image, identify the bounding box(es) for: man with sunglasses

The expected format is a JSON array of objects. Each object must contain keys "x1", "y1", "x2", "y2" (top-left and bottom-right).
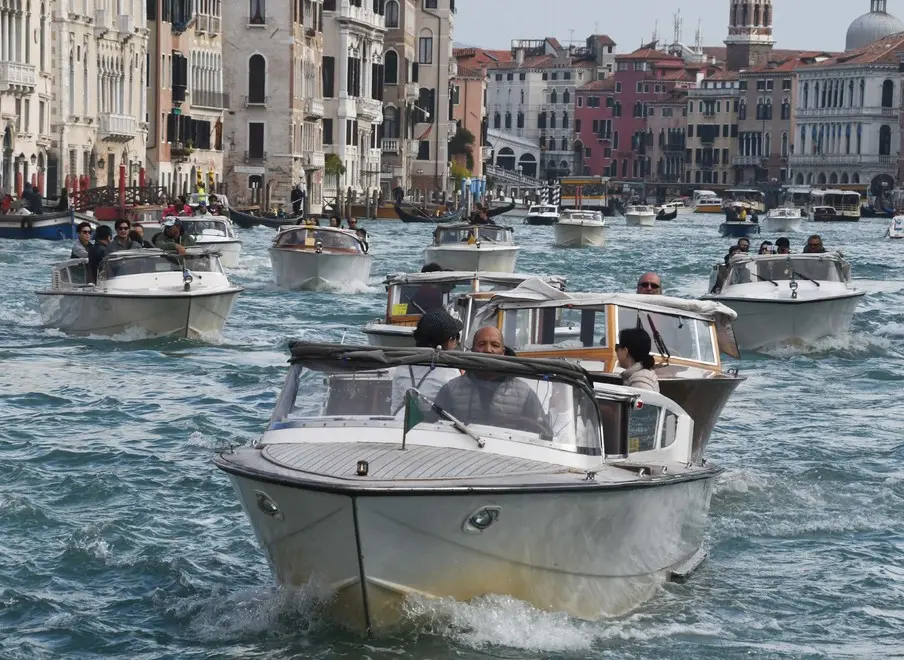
[
  {"x1": 636, "y1": 272, "x2": 662, "y2": 295},
  {"x1": 803, "y1": 234, "x2": 826, "y2": 254},
  {"x1": 108, "y1": 220, "x2": 142, "y2": 253},
  {"x1": 71, "y1": 221, "x2": 94, "y2": 258}
]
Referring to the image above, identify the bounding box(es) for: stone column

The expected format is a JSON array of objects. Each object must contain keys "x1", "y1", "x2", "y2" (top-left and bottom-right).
[{"x1": 338, "y1": 30, "x2": 348, "y2": 98}]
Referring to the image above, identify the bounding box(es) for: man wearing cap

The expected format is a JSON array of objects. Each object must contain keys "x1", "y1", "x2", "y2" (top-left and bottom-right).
[
  {"x1": 775, "y1": 237, "x2": 791, "y2": 254},
  {"x1": 153, "y1": 218, "x2": 196, "y2": 255},
  {"x1": 390, "y1": 309, "x2": 462, "y2": 414}
]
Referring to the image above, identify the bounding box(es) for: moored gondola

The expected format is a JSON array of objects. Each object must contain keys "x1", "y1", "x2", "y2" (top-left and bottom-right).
[
  {"x1": 229, "y1": 206, "x2": 301, "y2": 229},
  {"x1": 484, "y1": 201, "x2": 516, "y2": 217}
]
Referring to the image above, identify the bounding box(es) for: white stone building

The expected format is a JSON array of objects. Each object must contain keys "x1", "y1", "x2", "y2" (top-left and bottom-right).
[
  {"x1": 222, "y1": 0, "x2": 326, "y2": 211},
  {"x1": 0, "y1": 0, "x2": 55, "y2": 196},
  {"x1": 790, "y1": 31, "x2": 904, "y2": 190},
  {"x1": 380, "y1": 0, "x2": 455, "y2": 201},
  {"x1": 320, "y1": 0, "x2": 386, "y2": 204},
  {"x1": 51, "y1": 0, "x2": 149, "y2": 195},
  {"x1": 145, "y1": 0, "x2": 227, "y2": 198}
]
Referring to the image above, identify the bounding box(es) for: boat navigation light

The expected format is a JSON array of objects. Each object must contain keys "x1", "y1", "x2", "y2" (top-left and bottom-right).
[
  {"x1": 463, "y1": 506, "x2": 501, "y2": 533},
  {"x1": 356, "y1": 460, "x2": 369, "y2": 476}
]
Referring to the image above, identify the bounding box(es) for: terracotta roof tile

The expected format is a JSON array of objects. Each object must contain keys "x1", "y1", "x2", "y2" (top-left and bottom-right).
[
  {"x1": 578, "y1": 78, "x2": 616, "y2": 92},
  {"x1": 588, "y1": 34, "x2": 616, "y2": 46},
  {"x1": 616, "y1": 47, "x2": 681, "y2": 61}
]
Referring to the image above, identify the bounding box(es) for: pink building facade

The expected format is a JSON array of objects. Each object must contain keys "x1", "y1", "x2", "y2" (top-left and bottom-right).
[{"x1": 574, "y1": 78, "x2": 615, "y2": 176}]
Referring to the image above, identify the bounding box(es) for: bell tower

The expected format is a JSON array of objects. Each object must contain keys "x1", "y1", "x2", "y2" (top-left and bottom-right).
[{"x1": 725, "y1": 0, "x2": 775, "y2": 70}]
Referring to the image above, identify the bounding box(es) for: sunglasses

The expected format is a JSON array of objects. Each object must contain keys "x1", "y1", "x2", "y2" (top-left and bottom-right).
[
  {"x1": 639, "y1": 282, "x2": 661, "y2": 289},
  {"x1": 116, "y1": 226, "x2": 129, "y2": 231},
  {"x1": 79, "y1": 229, "x2": 91, "y2": 234}
]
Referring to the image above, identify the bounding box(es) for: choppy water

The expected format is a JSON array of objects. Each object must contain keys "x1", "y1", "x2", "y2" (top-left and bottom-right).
[{"x1": 2, "y1": 213, "x2": 904, "y2": 659}]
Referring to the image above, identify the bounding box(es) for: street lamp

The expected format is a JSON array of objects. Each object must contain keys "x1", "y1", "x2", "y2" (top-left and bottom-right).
[{"x1": 29, "y1": 154, "x2": 36, "y2": 167}]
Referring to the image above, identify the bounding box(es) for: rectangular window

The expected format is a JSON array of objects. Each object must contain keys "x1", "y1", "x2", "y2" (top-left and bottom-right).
[
  {"x1": 417, "y1": 140, "x2": 430, "y2": 160},
  {"x1": 495, "y1": 73, "x2": 502, "y2": 81},
  {"x1": 585, "y1": 147, "x2": 591, "y2": 157},
  {"x1": 551, "y1": 72, "x2": 558, "y2": 80},
  {"x1": 615, "y1": 82, "x2": 621, "y2": 93},
  {"x1": 424, "y1": 0, "x2": 437, "y2": 7},
  {"x1": 575, "y1": 119, "x2": 581, "y2": 132},
  {"x1": 766, "y1": 79, "x2": 774, "y2": 90},
  {"x1": 39, "y1": 100, "x2": 45, "y2": 134},
  {"x1": 519, "y1": 73, "x2": 526, "y2": 80},
  {"x1": 782, "y1": 78, "x2": 792, "y2": 91},
  {"x1": 577, "y1": 96, "x2": 583, "y2": 107},
  {"x1": 418, "y1": 37, "x2": 433, "y2": 64},
  {"x1": 323, "y1": 118, "x2": 333, "y2": 144},
  {"x1": 722, "y1": 148, "x2": 729, "y2": 162},
  {"x1": 636, "y1": 82, "x2": 643, "y2": 93},
  {"x1": 687, "y1": 125, "x2": 694, "y2": 138},
  {"x1": 248, "y1": 122, "x2": 264, "y2": 158},
  {"x1": 592, "y1": 119, "x2": 599, "y2": 133},
  {"x1": 322, "y1": 56, "x2": 335, "y2": 97},
  {"x1": 617, "y1": 61, "x2": 628, "y2": 71},
  {"x1": 506, "y1": 73, "x2": 513, "y2": 81},
  {"x1": 451, "y1": 84, "x2": 460, "y2": 105},
  {"x1": 722, "y1": 124, "x2": 729, "y2": 138}
]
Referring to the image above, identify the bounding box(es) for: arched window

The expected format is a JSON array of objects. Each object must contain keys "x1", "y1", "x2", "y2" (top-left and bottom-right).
[
  {"x1": 879, "y1": 124, "x2": 892, "y2": 156},
  {"x1": 550, "y1": 89, "x2": 558, "y2": 104},
  {"x1": 383, "y1": 106, "x2": 399, "y2": 138},
  {"x1": 803, "y1": 82, "x2": 809, "y2": 108},
  {"x1": 753, "y1": 4, "x2": 760, "y2": 25},
  {"x1": 795, "y1": 173, "x2": 804, "y2": 185},
  {"x1": 882, "y1": 79, "x2": 894, "y2": 108},
  {"x1": 516, "y1": 111, "x2": 524, "y2": 128},
  {"x1": 384, "y1": 50, "x2": 398, "y2": 85},
  {"x1": 504, "y1": 112, "x2": 511, "y2": 129},
  {"x1": 852, "y1": 173, "x2": 860, "y2": 184},
  {"x1": 841, "y1": 173, "x2": 849, "y2": 184},
  {"x1": 493, "y1": 112, "x2": 501, "y2": 129},
  {"x1": 550, "y1": 112, "x2": 556, "y2": 129},
  {"x1": 613, "y1": 131, "x2": 619, "y2": 149},
  {"x1": 633, "y1": 101, "x2": 642, "y2": 117},
  {"x1": 562, "y1": 111, "x2": 569, "y2": 129},
  {"x1": 385, "y1": 0, "x2": 399, "y2": 27},
  {"x1": 632, "y1": 159, "x2": 639, "y2": 178},
  {"x1": 561, "y1": 137, "x2": 568, "y2": 150},
  {"x1": 829, "y1": 173, "x2": 838, "y2": 184},
  {"x1": 563, "y1": 89, "x2": 570, "y2": 104},
  {"x1": 248, "y1": 54, "x2": 266, "y2": 103},
  {"x1": 763, "y1": 4, "x2": 770, "y2": 25}
]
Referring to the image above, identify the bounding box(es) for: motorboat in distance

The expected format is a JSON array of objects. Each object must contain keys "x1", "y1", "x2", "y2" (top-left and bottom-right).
[
  {"x1": 655, "y1": 203, "x2": 679, "y2": 221},
  {"x1": 524, "y1": 204, "x2": 559, "y2": 226},
  {"x1": 214, "y1": 343, "x2": 723, "y2": 633},
  {"x1": 703, "y1": 252, "x2": 864, "y2": 350},
  {"x1": 0, "y1": 210, "x2": 93, "y2": 240},
  {"x1": 886, "y1": 216, "x2": 904, "y2": 239},
  {"x1": 624, "y1": 205, "x2": 656, "y2": 227},
  {"x1": 35, "y1": 249, "x2": 243, "y2": 338},
  {"x1": 763, "y1": 207, "x2": 803, "y2": 233},
  {"x1": 174, "y1": 215, "x2": 242, "y2": 268},
  {"x1": 270, "y1": 225, "x2": 372, "y2": 291},
  {"x1": 554, "y1": 209, "x2": 607, "y2": 247},
  {"x1": 424, "y1": 222, "x2": 519, "y2": 273},
  {"x1": 362, "y1": 271, "x2": 566, "y2": 347}
]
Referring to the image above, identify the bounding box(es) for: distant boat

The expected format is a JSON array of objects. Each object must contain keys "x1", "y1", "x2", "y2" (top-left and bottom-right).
[
  {"x1": 394, "y1": 203, "x2": 466, "y2": 224},
  {"x1": 0, "y1": 210, "x2": 92, "y2": 240},
  {"x1": 229, "y1": 207, "x2": 300, "y2": 230},
  {"x1": 524, "y1": 204, "x2": 559, "y2": 225}
]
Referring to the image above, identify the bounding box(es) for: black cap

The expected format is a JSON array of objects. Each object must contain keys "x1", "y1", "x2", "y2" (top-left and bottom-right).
[
  {"x1": 775, "y1": 237, "x2": 790, "y2": 248},
  {"x1": 412, "y1": 309, "x2": 463, "y2": 348}
]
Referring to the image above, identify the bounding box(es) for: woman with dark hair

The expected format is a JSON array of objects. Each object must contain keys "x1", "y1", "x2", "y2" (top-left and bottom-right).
[
  {"x1": 758, "y1": 240, "x2": 773, "y2": 254},
  {"x1": 616, "y1": 327, "x2": 659, "y2": 392}
]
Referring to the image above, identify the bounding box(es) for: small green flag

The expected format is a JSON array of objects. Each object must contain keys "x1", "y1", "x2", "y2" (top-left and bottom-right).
[{"x1": 403, "y1": 390, "x2": 423, "y2": 435}]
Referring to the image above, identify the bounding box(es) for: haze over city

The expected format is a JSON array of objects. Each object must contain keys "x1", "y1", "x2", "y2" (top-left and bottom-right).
[{"x1": 454, "y1": 0, "x2": 882, "y2": 52}]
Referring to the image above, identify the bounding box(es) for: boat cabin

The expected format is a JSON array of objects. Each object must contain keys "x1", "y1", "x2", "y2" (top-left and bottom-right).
[
  {"x1": 177, "y1": 216, "x2": 237, "y2": 240},
  {"x1": 272, "y1": 344, "x2": 695, "y2": 462},
  {"x1": 527, "y1": 204, "x2": 559, "y2": 216},
  {"x1": 811, "y1": 205, "x2": 838, "y2": 221},
  {"x1": 809, "y1": 189, "x2": 860, "y2": 219},
  {"x1": 784, "y1": 186, "x2": 811, "y2": 211},
  {"x1": 469, "y1": 293, "x2": 739, "y2": 372},
  {"x1": 377, "y1": 272, "x2": 567, "y2": 328},
  {"x1": 723, "y1": 189, "x2": 766, "y2": 212},
  {"x1": 272, "y1": 226, "x2": 366, "y2": 253},
  {"x1": 432, "y1": 223, "x2": 515, "y2": 247},
  {"x1": 710, "y1": 253, "x2": 853, "y2": 294},
  {"x1": 559, "y1": 209, "x2": 604, "y2": 223},
  {"x1": 98, "y1": 249, "x2": 225, "y2": 284}
]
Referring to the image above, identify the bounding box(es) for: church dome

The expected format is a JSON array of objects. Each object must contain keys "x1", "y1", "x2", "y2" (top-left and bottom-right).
[{"x1": 846, "y1": 10, "x2": 904, "y2": 51}]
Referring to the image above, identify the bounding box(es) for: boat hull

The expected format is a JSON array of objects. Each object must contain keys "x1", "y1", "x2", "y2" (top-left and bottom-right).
[
  {"x1": 624, "y1": 213, "x2": 655, "y2": 227},
  {"x1": 524, "y1": 215, "x2": 557, "y2": 226},
  {"x1": 0, "y1": 212, "x2": 79, "y2": 240},
  {"x1": 196, "y1": 238, "x2": 241, "y2": 268},
  {"x1": 719, "y1": 222, "x2": 761, "y2": 238},
  {"x1": 35, "y1": 289, "x2": 242, "y2": 338},
  {"x1": 423, "y1": 246, "x2": 519, "y2": 273},
  {"x1": 708, "y1": 293, "x2": 864, "y2": 350},
  {"x1": 694, "y1": 204, "x2": 723, "y2": 214},
  {"x1": 270, "y1": 249, "x2": 374, "y2": 291},
  {"x1": 762, "y1": 215, "x2": 802, "y2": 233},
  {"x1": 218, "y1": 467, "x2": 718, "y2": 633},
  {"x1": 553, "y1": 223, "x2": 607, "y2": 248}
]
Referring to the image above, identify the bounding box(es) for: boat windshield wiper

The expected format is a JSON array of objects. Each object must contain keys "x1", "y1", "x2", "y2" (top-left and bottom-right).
[
  {"x1": 792, "y1": 270, "x2": 821, "y2": 287},
  {"x1": 754, "y1": 273, "x2": 779, "y2": 286},
  {"x1": 409, "y1": 389, "x2": 485, "y2": 448},
  {"x1": 646, "y1": 313, "x2": 671, "y2": 362}
]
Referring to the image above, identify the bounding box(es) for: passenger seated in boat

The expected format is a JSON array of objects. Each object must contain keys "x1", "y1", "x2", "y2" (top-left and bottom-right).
[
  {"x1": 775, "y1": 237, "x2": 791, "y2": 254},
  {"x1": 109, "y1": 220, "x2": 142, "y2": 253},
  {"x1": 723, "y1": 245, "x2": 740, "y2": 267},
  {"x1": 803, "y1": 235, "x2": 826, "y2": 254},
  {"x1": 738, "y1": 207, "x2": 748, "y2": 222},
  {"x1": 87, "y1": 225, "x2": 114, "y2": 284},
  {"x1": 71, "y1": 221, "x2": 94, "y2": 258},
  {"x1": 390, "y1": 310, "x2": 462, "y2": 414},
  {"x1": 434, "y1": 327, "x2": 552, "y2": 437},
  {"x1": 636, "y1": 272, "x2": 662, "y2": 294},
  {"x1": 153, "y1": 218, "x2": 196, "y2": 255},
  {"x1": 737, "y1": 238, "x2": 750, "y2": 253},
  {"x1": 616, "y1": 327, "x2": 659, "y2": 392},
  {"x1": 758, "y1": 240, "x2": 774, "y2": 255}
]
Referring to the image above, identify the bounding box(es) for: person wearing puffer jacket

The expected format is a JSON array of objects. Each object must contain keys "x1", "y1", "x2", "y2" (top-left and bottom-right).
[{"x1": 616, "y1": 327, "x2": 660, "y2": 392}]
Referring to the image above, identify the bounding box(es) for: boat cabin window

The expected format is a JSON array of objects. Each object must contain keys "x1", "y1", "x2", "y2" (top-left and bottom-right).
[
  {"x1": 270, "y1": 364, "x2": 603, "y2": 455},
  {"x1": 101, "y1": 253, "x2": 223, "y2": 280},
  {"x1": 500, "y1": 307, "x2": 608, "y2": 351},
  {"x1": 729, "y1": 257, "x2": 845, "y2": 285},
  {"x1": 435, "y1": 226, "x2": 512, "y2": 245},
  {"x1": 616, "y1": 307, "x2": 717, "y2": 364},
  {"x1": 389, "y1": 278, "x2": 518, "y2": 317},
  {"x1": 179, "y1": 219, "x2": 230, "y2": 237},
  {"x1": 274, "y1": 228, "x2": 363, "y2": 252}
]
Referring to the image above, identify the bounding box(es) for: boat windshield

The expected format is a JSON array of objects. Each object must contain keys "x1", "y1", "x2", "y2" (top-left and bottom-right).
[
  {"x1": 274, "y1": 227, "x2": 363, "y2": 252},
  {"x1": 270, "y1": 363, "x2": 603, "y2": 455},
  {"x1": 101, "y1": 252, "x2": 223, "y2": 279},
  {"x1": 529, "y1": 205, "x2": 557, "y2": 214},
  {"x1": 616, "y1": 307, "x2": 717, "y2": 364},
  {"x1": 435, "y1": 226, "x2": 512, "y2": 245},
  {"x1": 500, "y1": 307, "x2": 608, "y2": 350},
  {"x1": 179, "y1": 218, "x2": 231, "y2": 238},
  {"x1": 729, "y1": 256, "x2": 847, "y2": 285},
  {"x1": 391, "y1": 277, "x2": 526, "y2": 317}
]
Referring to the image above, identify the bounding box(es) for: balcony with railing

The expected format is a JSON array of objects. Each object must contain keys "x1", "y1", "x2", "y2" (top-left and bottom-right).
[
  {"x1": 0, "y1": 61, "x2": 36, "y2": 92},
  {"x1": 196, "y1": 14, "x2": 222, "y2": 34},
  {"x1": 98, "y1": 114, "x2": 138, "y2": 141},
  {"x1": 789, "y1": 154, "x2": 897, "y2": 167},
  {"x1": 356, "y1": 97, "x2": 383, "y2": 122},
  {"x1": 304, "y1": 97, "x2": 324, "y2": 118},
  {"x1": 335, "y1": 0, "x2": 386, "y2": 31},
  {"x1": 732, "y1": 154, "x2": 765, "y2": 166},
  {"x1": 795, "y1": 105, "x2": 898, "y2": 119},
  {"x1": 191, "y1": 90, "x2": 229, "y2": 109},
  {"x1": 303, "y1": 152, "x2": 325, "y2": 168},
  {"x1": 381, "y1": 138, "x2": 401, "y2": 153}
]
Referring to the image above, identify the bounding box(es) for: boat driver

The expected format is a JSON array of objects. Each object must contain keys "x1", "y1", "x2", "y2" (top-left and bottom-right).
[
  {"x1": 433, "y1": 327, "x2": 553, "y2": 438},
  {"x1": 153, "y1": 218, "x2": 197, "y2": 255}
]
